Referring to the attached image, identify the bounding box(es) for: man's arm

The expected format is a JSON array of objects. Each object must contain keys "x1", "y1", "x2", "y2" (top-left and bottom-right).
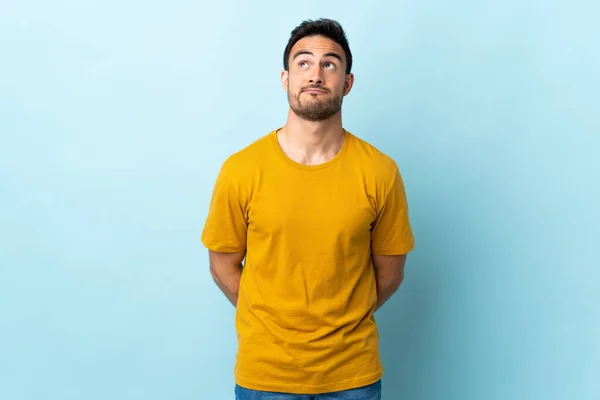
[
  {"x1": 372, "y1": 254, "x2": 407, "y2": 311},
  {"x1": 208, "y1": 250, "x2": 245, "y2": 307}
]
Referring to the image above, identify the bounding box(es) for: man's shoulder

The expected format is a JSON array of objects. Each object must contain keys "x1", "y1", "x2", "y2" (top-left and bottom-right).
[
  {"x1": 348, "y1": 132, "x2": 399, "y2": 179},
  {"x1": 220, "y1": 130, "x2": 274, "y2": 171}
]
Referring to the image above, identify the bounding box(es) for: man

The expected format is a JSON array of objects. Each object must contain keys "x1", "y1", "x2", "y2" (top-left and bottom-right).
[{"x1": 201, "y1": 18, "x2": 414, "y2": 400}]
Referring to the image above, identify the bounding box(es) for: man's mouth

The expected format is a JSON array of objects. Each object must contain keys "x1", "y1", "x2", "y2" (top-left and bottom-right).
[{"x1": 303, "y1": 88, "x2": 327, "y2": 94}]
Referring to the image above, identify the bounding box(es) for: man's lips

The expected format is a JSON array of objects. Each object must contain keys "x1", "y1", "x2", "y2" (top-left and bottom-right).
[{"x1": 302, "y1": 88, "x2": 328, "y2": 94}]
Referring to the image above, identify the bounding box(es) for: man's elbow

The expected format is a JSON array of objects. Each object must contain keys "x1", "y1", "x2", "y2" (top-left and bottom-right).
[
  {"x1": 392, "y1": 271, "x2": 405, "y2": 290},
  {"x1": 209, "y1": 264, "x2": 220, "y2": 284},
  {"x1": 209, "y1": 263, "x2": 240, "y2": 296}
]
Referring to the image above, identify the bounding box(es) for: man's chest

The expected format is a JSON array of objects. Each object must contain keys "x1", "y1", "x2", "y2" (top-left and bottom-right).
[{"x1": 246, "y1": 176, "x2": 378, "y2": 245}]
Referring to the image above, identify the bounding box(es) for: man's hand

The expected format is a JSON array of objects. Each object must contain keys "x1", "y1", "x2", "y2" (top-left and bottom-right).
[
  {"x1": 208, "y1": 250, "x2": 245, "y2": 307},
  {"x1": 372, "y1": 254, "x2": 407, "y2": 311}
]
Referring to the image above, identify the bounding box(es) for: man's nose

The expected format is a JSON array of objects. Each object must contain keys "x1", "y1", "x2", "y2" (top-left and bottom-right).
[{"x1": 309, "y1": 67, "x2": 324, "y2": 84}]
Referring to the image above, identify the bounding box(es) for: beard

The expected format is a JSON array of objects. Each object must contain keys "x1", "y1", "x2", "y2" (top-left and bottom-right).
[{"x1": 288, "y1": 88, "x2": 343, "y2": 122}]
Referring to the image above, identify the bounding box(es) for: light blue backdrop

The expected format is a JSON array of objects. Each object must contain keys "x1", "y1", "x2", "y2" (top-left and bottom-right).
[{"x1": 1, "y1": 1, "x2": 598, "y2": 399}]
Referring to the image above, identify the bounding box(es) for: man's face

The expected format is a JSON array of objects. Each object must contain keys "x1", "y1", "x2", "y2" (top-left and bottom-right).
[{"x1": 282, "y1": 35, "x2": 354, "y2": 122}]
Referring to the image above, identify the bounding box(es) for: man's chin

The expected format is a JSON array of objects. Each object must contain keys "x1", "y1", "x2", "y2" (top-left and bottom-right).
[{"x1": 290, "y1": 106, "x2": 341, "y2": 122}]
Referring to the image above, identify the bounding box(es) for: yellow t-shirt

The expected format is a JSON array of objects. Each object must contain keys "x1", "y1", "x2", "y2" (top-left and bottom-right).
[{"x1": 201, "y1": 129, "x2": 414, "y2": 394}]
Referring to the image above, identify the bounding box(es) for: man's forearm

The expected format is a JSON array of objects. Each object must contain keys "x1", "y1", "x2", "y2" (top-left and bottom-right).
[
  {"x1": 372, "y1": 254, "x2": 407, "y2": 311},
  {"x1": 210, "y1": 262, "x2": 243, "y2": 307},
  {"x1": 375, "y1": 271, "x2": 404, "y2": 311}
]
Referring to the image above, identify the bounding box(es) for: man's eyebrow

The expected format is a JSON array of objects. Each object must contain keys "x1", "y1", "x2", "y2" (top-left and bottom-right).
[
  {"x1": 292, "y1": 50, "x2": 314, "y2": 60},
  {"x1": 292, "y1": 50, "x2": 343, "y2": 63},
  {"x1": 323, "y1": 52, "x2": 343, "y2": 62}
]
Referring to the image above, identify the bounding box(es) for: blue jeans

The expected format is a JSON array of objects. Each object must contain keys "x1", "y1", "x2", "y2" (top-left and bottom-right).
[{"x1": 234, "y1": 380, "x2": 381, "y2": 400}]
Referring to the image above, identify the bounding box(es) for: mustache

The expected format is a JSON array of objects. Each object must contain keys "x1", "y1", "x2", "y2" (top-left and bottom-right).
[{"x1": 301, "y1": 85, "x2": 329, "y2": 93}]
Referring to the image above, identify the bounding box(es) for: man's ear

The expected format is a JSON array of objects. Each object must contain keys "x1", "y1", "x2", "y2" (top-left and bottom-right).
[
  {"x1": 281, "y1": 70, "x2": 289, "y2": 92},
  {"x1": 343, "y1": 73, "x2": 355, "y2": 96}
]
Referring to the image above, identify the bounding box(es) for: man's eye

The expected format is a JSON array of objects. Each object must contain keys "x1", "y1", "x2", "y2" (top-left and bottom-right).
[
  {"x1": 324, "y1": 62, "x2": 336, "y2": 69},
  {"x1": 299, "y1": 62, "x2": 308, "y2": 68}
]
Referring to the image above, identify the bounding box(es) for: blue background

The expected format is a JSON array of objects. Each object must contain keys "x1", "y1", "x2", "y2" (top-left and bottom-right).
[{"x1": 1, "y1": 1, "x2": 598, "y2": 399}]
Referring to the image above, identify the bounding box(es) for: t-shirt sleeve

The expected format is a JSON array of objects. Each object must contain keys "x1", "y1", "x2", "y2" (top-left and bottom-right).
[
  {"x1": 371, "y1": 167, "x2": 415, "y2": 255},
  {"x1": 201, "y1": 157, "x2": 248, "y2": 253}
]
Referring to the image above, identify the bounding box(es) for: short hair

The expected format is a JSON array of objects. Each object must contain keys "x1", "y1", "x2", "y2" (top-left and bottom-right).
[{"x1": 283, "y1": 18, "x2": 353, "y2": 74}]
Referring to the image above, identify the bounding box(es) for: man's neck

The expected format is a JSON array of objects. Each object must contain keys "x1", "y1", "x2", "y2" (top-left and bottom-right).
[{"x1": 277, "y1": 110, "x2": 345, "y2": 166}]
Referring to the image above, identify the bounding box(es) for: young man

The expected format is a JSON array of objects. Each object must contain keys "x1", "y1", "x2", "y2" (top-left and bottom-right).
[{"x1": 201, "y1": 19, "x2": 415, "y2": 400}]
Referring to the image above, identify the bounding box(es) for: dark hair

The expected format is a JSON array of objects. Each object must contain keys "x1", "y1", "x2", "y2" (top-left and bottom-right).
[{"x1": 283, "y1": 18, "x2": 353, "y2": 74}]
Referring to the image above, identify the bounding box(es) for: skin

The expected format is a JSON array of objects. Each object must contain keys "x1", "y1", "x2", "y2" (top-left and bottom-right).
[
  {"x1": 209, "y1": 35, "x2": 407, "y2": 310},
  {"x1": 278, "y1": 35, "x2": 354, "y2": 165},
  {"x1": 208, "y1": 250, "x2": 244, "y2": 307}
]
